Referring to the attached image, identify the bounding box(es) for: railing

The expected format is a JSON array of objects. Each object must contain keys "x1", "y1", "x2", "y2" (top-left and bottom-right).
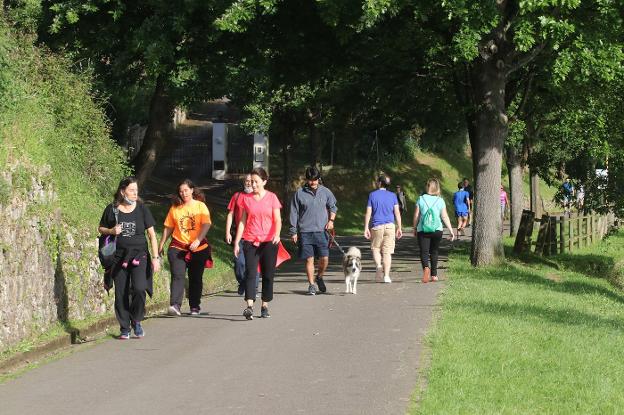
[{"x1": 513, "y1": 210, "x2": 616, "y2": 256}]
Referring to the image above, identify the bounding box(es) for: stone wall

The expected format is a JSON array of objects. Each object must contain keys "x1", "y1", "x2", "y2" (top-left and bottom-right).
[{"x1": 0, "y1": 166, "x2": 113, "y2": 351}]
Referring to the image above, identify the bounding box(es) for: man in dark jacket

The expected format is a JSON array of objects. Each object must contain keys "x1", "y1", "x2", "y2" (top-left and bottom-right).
[{"x1": 289, "y1": 166, "x2": 338, "y2": 295}]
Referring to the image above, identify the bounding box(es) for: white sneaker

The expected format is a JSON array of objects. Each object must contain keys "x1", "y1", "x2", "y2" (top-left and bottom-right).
[
  {"x1": 375, "y1": 267, "x2": 383, "y2": 282},
  {"x1": 168, "y1": 305, "x2": 181, "y2": 316},
  {"x1": 383, "y1": 275, "x2": 392, "y2": 283}
]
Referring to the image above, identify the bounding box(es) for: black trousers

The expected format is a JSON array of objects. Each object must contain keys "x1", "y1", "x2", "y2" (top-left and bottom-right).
[
  {"x1": 168, "y1": 247, "x2": 209, "y2": 309},
  {"x1": 243, "y1": 241, "x2": 278, "y2": 302},
  {"x1": 113, "y1": 253, "x2": 148, "y2": 331},
  {"x1": 417, "y1": 231, "x2": 443, "y2": 276}
]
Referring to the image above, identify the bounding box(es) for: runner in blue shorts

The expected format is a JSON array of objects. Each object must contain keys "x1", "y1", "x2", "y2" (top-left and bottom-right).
[{"x1": 453, "y1": 183, "x2": 470, "y2": 236}]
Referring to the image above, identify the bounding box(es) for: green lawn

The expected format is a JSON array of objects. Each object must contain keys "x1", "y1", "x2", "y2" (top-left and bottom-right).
[{"x1": 412, "y1": 230, "x2": 624, "y2": 414}]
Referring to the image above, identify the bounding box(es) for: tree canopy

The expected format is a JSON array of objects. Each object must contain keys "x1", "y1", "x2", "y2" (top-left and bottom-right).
[{"x1": 3, "y1": 0, "x2": 623, "y2": 265}]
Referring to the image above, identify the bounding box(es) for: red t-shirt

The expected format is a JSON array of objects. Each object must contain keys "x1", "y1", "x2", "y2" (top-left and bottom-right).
[
  {"x1": 227, "y1": 191, "x2": 247, "y2": 226},
  {"x1": 241, "y1": 191, "x2": 282, "y2": 243}
]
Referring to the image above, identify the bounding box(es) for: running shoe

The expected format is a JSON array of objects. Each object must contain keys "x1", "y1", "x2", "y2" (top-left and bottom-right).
[
  {"x1": 168, "y1": 304, "x2": 181, "y2": 316},
  {"x1": 383, "y1": 275, "x2": 392, "y2": 283},
  {"x1": 132, "y1": 321, "x2": 144, "y2": 338},
  {"x1": 243, "y1": 306, "x2": 254, "y2": 320},
  {"x1": 119, "y1": 330, "x2": 130, "y2": 340},
  {"x1": 307, "y1": 284, "x2": 317, "y2": 296},
  {"x1": 316, "y1": 277, "x2": 327, "y2": 293},
  {"x1": 260, "y1": 306, "x2": 270, "y2": 318},
  {"x1": 190, "y1": 307, "x2": 200, "y2": 315}
]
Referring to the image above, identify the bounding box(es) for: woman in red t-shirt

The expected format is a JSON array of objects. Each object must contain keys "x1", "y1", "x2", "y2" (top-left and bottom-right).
[{"x1": 234, "y1": 167, "x2": 282, "y2": 319}]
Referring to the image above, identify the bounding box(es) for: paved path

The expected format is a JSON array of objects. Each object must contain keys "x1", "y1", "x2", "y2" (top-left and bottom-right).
[{"x1": 0, "y1": 232, "x2": 450, "y2": 415}]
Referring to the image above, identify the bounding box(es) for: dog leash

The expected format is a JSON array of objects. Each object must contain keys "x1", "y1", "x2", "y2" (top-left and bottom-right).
[{"x1": 326, "y1": 229, "x2": 347, "y2": 256}]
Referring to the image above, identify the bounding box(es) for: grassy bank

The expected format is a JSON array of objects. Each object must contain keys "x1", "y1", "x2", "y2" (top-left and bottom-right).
[{"x1": 412, "y1": 230, "x2": 624, "y2": 414}]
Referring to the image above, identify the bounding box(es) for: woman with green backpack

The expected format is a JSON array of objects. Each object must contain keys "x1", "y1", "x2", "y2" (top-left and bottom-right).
[{"x1": 413, "y1": 178, "x2": 456, "y2": 283}]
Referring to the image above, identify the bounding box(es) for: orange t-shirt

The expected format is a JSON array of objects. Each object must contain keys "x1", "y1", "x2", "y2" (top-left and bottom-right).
[{"x1": 164, "y1": 199, "x2": 211, "y2": 250}]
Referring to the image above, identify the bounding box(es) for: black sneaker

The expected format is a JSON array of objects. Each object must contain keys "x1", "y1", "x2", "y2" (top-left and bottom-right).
[
  {"x1": 243, "y1": 306, "x2": 253, "y2": 320},
  {"x1": 316, "y1": 277, "x2": 327, "y2": 293},
  {"x1": 237, "y1": 284, "x2": 245, "y2": 296},
  {"x1": 260, "y1": 306, "x2": 270, "y2": 318}
]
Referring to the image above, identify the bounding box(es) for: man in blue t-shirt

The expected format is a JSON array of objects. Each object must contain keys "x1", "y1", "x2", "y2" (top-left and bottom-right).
[
  {"x1": 462, "y1": 178, "x2": 474, "y2": 226},
  {"x1": 453, "y1": 182, "x2": 470, "y2": 236},
  {"x1": 364, "y1": 175, "x2": 403, "y2": 283}
]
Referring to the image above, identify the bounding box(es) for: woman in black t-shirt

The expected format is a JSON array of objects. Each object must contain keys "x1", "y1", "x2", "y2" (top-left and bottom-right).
[{"x1": 98, "y1": 177, "x2": 161, "y2": 340}]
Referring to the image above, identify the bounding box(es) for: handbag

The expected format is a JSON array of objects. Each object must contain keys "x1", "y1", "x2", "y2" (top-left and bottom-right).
[{"x1": 98, "y1": 207, "x2": 119, "y2": 270}]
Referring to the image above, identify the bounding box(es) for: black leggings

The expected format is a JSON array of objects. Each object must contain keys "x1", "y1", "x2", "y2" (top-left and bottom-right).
[
  {"x1": 113, "y1": 253, "x2": 148, "y2": 331},
  {"x1": 168, "y1": 247, "x2": 210, "y2": 309},
  {"x1": 243, "y1": 241, "x2": 278, "y2": 302},
  {"x1": 417, "y1": 231, "x2": 443, "y2": 276}
]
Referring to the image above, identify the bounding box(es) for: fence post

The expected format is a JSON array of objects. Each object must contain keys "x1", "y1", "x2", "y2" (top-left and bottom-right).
[
  {"x1": 560, "y1": 216, "x2": 566, "y2": 254},
  {"x1": 590, "y1": 215, "x2": 594, "y2": 244},
  {"x1": 535, "y1": 215, "x2": 550, "y2": 256},
  {"x1": 568, "y1": 216, "x2": 573, "y2": 252},
  {"x1": 550, "y1": 217, "x2": 557, "y2": 255},
  {"x1": 513, "y1": 210, "x2": 536, "y2": 254}
]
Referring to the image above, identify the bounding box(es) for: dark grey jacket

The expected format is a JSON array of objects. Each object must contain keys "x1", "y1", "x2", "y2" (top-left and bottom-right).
[{"x1": 289, "y1": 185, "x2": 338, "y2": 235}]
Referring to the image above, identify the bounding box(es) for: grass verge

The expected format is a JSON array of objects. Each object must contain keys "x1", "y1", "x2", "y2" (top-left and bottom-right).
[{"x1": 412, "y1": 230, "x2": 624, "y2": 414}]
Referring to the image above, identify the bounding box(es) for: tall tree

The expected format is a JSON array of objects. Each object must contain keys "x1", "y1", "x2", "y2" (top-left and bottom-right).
[
  {"x1": 39, "y1": 0, "x2": 233, "y2": 184},
  {"x1": 315, "y1": 0, "x2": 624, "y2": 265}
]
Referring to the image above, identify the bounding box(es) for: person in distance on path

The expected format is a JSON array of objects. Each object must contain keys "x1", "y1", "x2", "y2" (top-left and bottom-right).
[
  {"x1": 364, "y1": 174, "x2": 403, "y2": 283},
  {"x1": 462, "y1": 178, "x2": 474, "y2": 226},
  {"x1": 414, "y1": 178, "x2": 456, "y2": 283},
  {"x1": 396, "y1": 185, "x2": 408, "y2": 219},
  {"x1": 453, "y1": 182, "x2": 470, "y2": 236},
  {"x1": 289, "y1": 166, "x2": 338, "y2": 295}
]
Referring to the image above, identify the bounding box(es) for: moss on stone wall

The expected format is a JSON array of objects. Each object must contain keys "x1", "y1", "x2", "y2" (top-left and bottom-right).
[{"x1": 0, "y1": 21, "x2": 130, "y2": 350}]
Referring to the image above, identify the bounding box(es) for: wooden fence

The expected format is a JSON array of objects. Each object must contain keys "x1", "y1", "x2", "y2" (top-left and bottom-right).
[{"x1": 513, "y1": 210, "x2": 616, "y2": 256}]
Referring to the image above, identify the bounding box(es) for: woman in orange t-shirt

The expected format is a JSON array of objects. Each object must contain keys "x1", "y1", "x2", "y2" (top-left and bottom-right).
[
  {"x1": 233, "y1": 167, "x2": 282, "y2": 320},
  {"x1": 158, "y1": 179, "x2": 211, "y2": 316}
]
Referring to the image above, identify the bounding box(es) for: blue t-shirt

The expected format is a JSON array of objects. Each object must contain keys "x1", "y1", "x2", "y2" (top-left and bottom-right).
[
  {"x1": 453, "y1": 190, "x2": 470, "y2": 213},
  {"x1": 562, "y1": 182, "x2": 574, "y2": 196},
  {"x1": 367, "y1": 189, "x2": 398, "y2": 227},
  {"x1": 417, "y1": 194, "x2": 446, "y2": 232}
]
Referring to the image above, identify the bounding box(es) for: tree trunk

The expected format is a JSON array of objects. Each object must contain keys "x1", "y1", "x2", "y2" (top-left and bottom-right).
[
  {"x1": 133, "y1": 75, "x2": 174, "y2": 186},
  {"x1": 526, "y1": 123, "x2": 542, "y2": 217},
  {"x1": 530, "y1": 171, "x2": 541, "y2": 216},
  {"x1": 279, "y1": 111, "x2": 296, "y2": 205},
  {"x1": 306, "y1": 108, "x2": 322, "y2": 167},
  {"x1": 309, "y1": 122, "x2": 322, "y2": 167},
  {"x1": 506, "y1": 145, "x2": 524, "y2": 236},
  {"x1": 469, "y1": 58, "x2": 507, "y2": 266}
]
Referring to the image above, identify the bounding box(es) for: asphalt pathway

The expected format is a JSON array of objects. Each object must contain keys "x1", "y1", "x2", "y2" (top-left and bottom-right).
[{"x1": 0, "y1": 231, "x2": 452, "y2": 415}]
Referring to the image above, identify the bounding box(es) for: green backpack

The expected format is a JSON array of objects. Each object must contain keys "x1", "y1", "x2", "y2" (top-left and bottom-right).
[{"x1": 421, "y1": 197, "x2": 441, "y2": 233}]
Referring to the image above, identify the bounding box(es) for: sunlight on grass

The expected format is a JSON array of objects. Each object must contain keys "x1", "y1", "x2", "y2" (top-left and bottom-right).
[{"x1": 413, "y1": 231, "x2": 624, "y2": 414}]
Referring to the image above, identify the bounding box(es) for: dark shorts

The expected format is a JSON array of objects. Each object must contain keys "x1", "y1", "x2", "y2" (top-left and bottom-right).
[
  {"x1": 298, "y1": 231, "x2": 329, "y2": 259},
  {"x1": 455, "y1": 211, "x2": 468, "y2": 218}
]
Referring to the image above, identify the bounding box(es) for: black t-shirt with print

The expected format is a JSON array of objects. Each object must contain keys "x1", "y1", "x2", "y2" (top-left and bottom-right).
[{"x1": 99, "y1": 202, "x2": 156, "y2": 249}]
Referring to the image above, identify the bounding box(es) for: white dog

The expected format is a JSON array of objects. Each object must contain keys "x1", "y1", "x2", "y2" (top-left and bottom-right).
[{"x1": 343, "y1": 247, "x2": 362, "y2": 294}]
